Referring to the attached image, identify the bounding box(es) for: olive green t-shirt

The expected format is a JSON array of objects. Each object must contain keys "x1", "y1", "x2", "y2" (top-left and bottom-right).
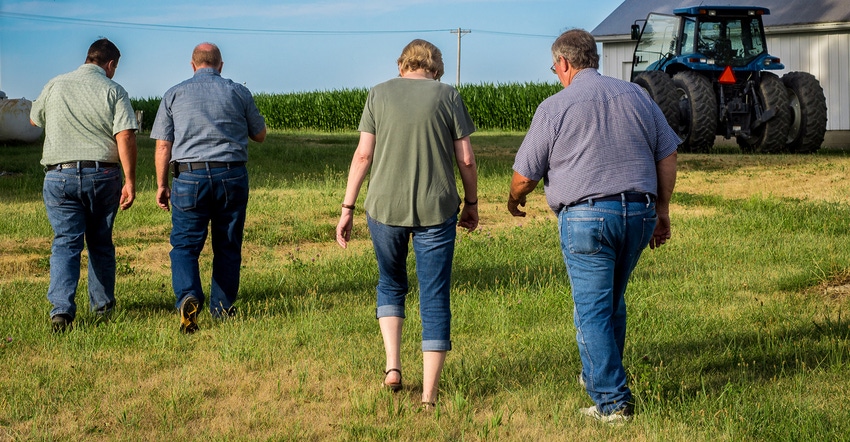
[{"x1": 358, "y1": 78, "x2": 476, "y2": 227}]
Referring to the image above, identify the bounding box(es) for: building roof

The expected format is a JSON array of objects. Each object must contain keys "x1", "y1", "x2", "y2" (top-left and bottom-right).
[{"x1": 592, "y1": 0, "x2": 850, "y2": 38}]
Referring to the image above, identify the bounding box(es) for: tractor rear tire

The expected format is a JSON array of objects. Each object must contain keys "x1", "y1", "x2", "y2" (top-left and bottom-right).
[
  {"x1": 633, "y1": 71, "x2": 679, "y2": 134},
  {"x1": 672, "y1": 71, "x2": 717, "y2": 153},
  {"x1": 783, "y1": 72, "x2": 827, "y2": 153},
  {"x1": 737, "y1": 72, "x2": 790, "y2": 153}
]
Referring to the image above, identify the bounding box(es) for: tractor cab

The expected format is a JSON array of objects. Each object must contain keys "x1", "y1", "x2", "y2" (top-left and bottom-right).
[{"x1": 631, "y1": 6, "x2": 781, "y2": 81}]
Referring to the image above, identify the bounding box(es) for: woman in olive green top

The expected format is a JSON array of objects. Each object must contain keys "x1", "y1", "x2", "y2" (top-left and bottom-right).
[{"x1": 336, "y1": 39, "x2": 478, "y2": 409}]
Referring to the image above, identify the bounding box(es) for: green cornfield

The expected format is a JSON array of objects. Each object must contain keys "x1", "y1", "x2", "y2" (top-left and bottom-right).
[{"x1": 131, "y1": 82, "x2": 562, "y2": 133}]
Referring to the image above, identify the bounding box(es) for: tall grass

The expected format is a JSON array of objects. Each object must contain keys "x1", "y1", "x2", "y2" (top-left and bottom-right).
[
  {"x1": 1, "y1": 133, "x2": 849, "y2": 440},
  {"x1": 132, "y1": 82, "x2": 562, "y2": 133}
]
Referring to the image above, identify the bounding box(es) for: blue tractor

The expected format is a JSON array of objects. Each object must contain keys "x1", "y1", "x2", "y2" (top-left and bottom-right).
[{"x1": 630, "y1": 6, "x2": 827, "y2": 153}]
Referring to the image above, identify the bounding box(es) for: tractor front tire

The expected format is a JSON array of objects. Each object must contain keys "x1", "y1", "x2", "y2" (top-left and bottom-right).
[
  {"x1": 783, "y1": 72, "x2": 827, "y2": 153},
  {"x1": 633, "y1": 71, "x2": 679, "y2": 134},
  {"x1": 672, "y1": 71, "x2": 717, "y2": 153}
]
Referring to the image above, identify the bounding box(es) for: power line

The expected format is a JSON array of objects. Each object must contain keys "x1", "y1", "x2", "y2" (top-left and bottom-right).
[
  {"x1": 0, "y1": 11, "x2": 555, "y2": 38},
  {"x1": 473, "y1": 30, "x2": 558, "y2": 39},
  {"x1": 0, "y1": 12, "x2": 451, "y2": 35}
]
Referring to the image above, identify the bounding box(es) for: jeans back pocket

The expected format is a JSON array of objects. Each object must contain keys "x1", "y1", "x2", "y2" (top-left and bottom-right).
[
  {"x1": 566, "y1": 217, "x2": 605, "y2": 255},
  {"x1": 171, "y1": 178, "x2": 200, "y2": 211}
]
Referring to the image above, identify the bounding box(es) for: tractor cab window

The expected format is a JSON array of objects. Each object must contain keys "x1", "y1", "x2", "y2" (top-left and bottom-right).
[
  {"x1": 681, "y1": 18, "x2": 696, "y2": 54},
  {"x1": 696, "y1": 17, "x2": 766, "y2": 66},
  {"x1": 631, "y1": 13, "x2": 681, "y2": 77}
]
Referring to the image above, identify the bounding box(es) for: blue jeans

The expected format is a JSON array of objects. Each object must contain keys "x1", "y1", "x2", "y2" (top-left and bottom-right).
[
  {"x1": 169, "y1": 165, "x2": 248, "y2": 317},
  {"x1": 559, "y1": 197, "x2": 657, "y2": 414},
  {"x1": 367, "y1": 213, "x2": 457, "y2": 352},
  {"x1": 43, "y1": 165, "x2": 122, "y2": 319}
]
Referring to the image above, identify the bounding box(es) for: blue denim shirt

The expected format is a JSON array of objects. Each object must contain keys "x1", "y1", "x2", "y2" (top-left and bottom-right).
[{"x1": 150, "y1": 68, "x2": 266, "y2": 163}]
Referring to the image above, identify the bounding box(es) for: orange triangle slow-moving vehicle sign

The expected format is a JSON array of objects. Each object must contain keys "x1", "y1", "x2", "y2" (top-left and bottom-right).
[{"x1": 719, "y1": 66, "x2": 736, "y2": 84}]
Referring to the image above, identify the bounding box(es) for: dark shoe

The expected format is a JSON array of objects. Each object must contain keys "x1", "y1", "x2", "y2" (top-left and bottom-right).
[
  {"x1": 94, "y1": 303, "x2": 114, "y2": 324},
  {"x1": 383, "y1": 368, "x2": 402, "y2": 392},
  {"x1": 51, "y1": 314, "x2": 73, "y2": 333},
  {"x1": 179, "y1": 296, "x2": 200, "y2": 334}
]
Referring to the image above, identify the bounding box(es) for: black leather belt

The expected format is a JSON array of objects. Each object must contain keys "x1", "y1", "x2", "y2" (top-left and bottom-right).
[
  {"x1": 46, "y1": 161, "x2": 118, "y2": 171},
  {"x1": 571, "y1": 192, "x2": 655, "y2": 207},
  {"x1": 177, "y1": 161, "x2": 245, "y2": 172}
]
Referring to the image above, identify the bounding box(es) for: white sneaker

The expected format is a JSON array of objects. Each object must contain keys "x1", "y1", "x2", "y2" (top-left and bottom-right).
[{"x1": 579, "y1": 405, "x2": 633, "y2": 424}]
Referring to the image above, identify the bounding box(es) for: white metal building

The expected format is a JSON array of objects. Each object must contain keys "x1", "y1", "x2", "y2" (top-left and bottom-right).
[{"x1": 591, "y1": 0, "x2": 850, "y2": 135}]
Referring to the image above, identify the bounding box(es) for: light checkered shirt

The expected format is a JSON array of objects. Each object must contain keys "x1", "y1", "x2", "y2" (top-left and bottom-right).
[{"x1": 31, "y1": 63, "x2": 138, "y2": 166}]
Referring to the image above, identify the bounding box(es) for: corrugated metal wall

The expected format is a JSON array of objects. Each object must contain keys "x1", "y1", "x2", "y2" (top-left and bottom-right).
[{"x1": 767, "y1": 33, "x2": 850, "y2": 131}]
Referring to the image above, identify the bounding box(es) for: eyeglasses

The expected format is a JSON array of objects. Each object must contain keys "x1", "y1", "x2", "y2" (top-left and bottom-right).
[{"x1": 550, "y1": 64, "x2": 557, "y2": 74}]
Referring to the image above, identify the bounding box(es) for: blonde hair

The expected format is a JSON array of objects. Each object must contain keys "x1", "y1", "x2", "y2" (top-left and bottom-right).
[{"x1": 397, "y1": 39, "x2": 445, "y2": 80}]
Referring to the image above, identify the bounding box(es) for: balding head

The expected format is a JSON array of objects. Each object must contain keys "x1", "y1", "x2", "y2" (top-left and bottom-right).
[{"x1": 191, "y1": 42, "x2": 223, "y2": 71}]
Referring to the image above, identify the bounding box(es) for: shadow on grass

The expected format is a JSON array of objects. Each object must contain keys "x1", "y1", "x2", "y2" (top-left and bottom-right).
[{"x1": 630, "y1": 312, "x2": 849, "y2": 405}]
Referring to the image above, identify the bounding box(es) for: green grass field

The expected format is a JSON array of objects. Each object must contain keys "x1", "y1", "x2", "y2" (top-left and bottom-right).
[{"x1": 1, "y1": 132, "x2": 849, "y2": 441}]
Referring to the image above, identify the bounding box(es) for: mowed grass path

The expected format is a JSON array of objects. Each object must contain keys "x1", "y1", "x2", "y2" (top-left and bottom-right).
[{"x1": 1, "y1": 132, "x2": 849, "y2": 441}]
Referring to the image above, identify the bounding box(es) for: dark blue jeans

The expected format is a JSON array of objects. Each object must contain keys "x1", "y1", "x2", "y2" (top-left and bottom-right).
[
  {"x1": 559, "y1": 198, "x2": 656, "y2": 415},
  {"x1": 43, "y1": 165, "x2": 121, "y2": 319},
  {"x1": 169, "y1": 165, "x2": 248, "y2": 317},
  {"x1": 367, "y1": 213, "x2": 457, "y2": 352}
]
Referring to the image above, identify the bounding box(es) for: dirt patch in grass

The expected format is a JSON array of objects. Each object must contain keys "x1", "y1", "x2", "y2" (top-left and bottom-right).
[
  {"x1": 677, "y1": 154, "x2": 850, "y2": 203},
  {"x1": 810, "y1": 268, "x2": 850, "y2": 303},
  {"x1": 0, "y1": 237, "x2": 50, "y2": 281}
]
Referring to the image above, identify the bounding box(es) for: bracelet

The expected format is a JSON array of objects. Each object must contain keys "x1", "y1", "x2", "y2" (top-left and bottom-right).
[
  {"x1": 341, "y1": 203, "x2": 355, "y2": 210},
  {"x1": 463, "y1": 198, "x2": 478, "y2": 206}
]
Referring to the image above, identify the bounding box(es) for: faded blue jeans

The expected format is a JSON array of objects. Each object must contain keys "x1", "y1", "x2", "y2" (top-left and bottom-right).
[
  {"x1": 43, "y1": 165, "x2": 122, "y2": 319},
  {"x1": 367, "y1": 213, "x2": 457, "y2": 352},
  {"x1": 559, "y1": 196, "x2": 656, "y2": 415},
  {"x1": 169, "y1": 164, "x2": 248, "y2": 317}
]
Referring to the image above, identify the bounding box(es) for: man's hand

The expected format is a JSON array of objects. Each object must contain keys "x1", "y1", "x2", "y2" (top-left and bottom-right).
[
  {"x1": 507, "y1": 171, "x2": 537, "y2": 217},
  {"x1": 650, "y1": 212, "x2": 671, "y2": 249},
  {"x1": 119, "y1": 183, "x2": 135, "y2": 210},
  {"x1": 156, "y1": 186, "x2": 171, "y2": 211},
  {"x1": 507, "y1": 193, "x2": 527, "y2": 217}
]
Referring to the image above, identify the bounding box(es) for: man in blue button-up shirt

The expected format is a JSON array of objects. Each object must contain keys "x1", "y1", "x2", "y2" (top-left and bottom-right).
[{"x1": 151, "y1": 42, "x2": 266, "y2": 334}]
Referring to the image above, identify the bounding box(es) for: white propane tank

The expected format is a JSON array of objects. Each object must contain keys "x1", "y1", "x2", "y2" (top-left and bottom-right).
[{"x1": 0, "y1": 92, "x2": 43, "y2": 143}]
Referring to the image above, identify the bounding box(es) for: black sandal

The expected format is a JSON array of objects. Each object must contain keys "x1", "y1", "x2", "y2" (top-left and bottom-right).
[{"x1": 383, "y1": 368, "x2": 402, "y2": 392}]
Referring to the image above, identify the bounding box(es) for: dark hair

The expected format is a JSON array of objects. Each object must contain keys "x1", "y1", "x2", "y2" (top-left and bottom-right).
[
  {"x1": 551, "y1": 29, "x2": 599, "y2": 70},
  {"x1": 85, "y1": 38, "x2": 121, "y2": 66}
]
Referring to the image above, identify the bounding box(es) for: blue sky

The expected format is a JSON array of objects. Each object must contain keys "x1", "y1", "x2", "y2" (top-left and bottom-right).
[{"x1": 0, "y1": 0, "x2": 623, "y2": 100}]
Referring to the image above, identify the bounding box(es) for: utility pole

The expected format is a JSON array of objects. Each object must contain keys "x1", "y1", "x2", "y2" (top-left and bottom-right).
[{"x1": 450, "y1": 28, "x2": 471, "y2": 86}]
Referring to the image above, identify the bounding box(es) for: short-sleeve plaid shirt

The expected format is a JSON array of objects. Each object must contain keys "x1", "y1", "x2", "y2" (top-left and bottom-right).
[
  {"x1": 513, "y1": 69, "x2": 680, "y2": 214},
  {"x1": 31, "y1": 63, "x2": 138, "y2": 166}
]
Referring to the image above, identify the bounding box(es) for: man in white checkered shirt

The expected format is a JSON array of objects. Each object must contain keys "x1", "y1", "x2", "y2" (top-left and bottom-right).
[{"x1": 30, "y1": 38, "x2": 139, "y2": 333}]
